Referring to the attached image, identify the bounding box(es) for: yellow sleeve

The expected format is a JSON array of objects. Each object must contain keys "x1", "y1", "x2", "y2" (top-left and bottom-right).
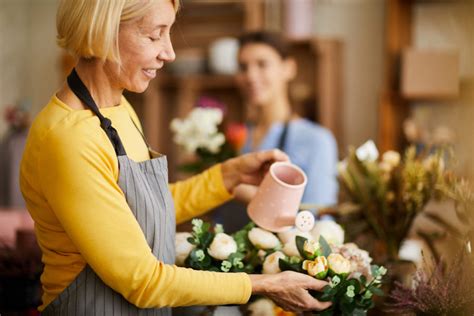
[
  {"x1": 38, "y1": 126, "x2": 251, "y2": 308},
  {"x1": 170, "y1": 165, "x2": 233, "y2": 224}
]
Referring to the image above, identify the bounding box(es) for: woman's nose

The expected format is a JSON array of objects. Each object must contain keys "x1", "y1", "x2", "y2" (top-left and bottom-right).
[{"x1": 158, "y1": 37, "x2": 176, "y2": 62}]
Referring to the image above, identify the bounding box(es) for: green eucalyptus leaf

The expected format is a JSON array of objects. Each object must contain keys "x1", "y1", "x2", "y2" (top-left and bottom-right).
[{"x1": 368, "y1": 286, "x2": 384, "y2": 297}]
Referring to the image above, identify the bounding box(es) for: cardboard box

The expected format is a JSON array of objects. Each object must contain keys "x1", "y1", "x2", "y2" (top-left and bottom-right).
[{"x1": 401, "y1": 49, "x2": 460, "y2": 99}]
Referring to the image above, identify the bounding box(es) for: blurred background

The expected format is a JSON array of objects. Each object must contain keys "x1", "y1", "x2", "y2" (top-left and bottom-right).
[{"x1": 0, "y1": 0, "x2": 473, "y2": 314}]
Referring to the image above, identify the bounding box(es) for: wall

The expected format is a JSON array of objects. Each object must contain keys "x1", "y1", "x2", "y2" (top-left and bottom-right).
[
  {"x1": 0, "y1": 0, "x2": 60, "y2": 138},
  {"x1": 411, "y1": 0, "x2": 474, "y2": 181},
  {"x1": 313, "y1": 0, "x2": 386, "y2": 152}
]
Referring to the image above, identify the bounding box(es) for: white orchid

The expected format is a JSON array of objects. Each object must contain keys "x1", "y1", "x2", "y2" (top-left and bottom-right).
[
  {"x1": 311, "y1": 220, "x2": 345, "y2": 246},
  {"x1": 262, "y1": 251, "x2": 286, "y2": 274},
  {"x1": 170, "y1": 107, "x2": 225, "y2": 154},
  {"x1": 207, "y1": 233, "x2": 237, "y2": 261},
  {"x1": 248, "y1": 228, "x2": 280, "y2": 250},
  {"x1": 175, "y1": 232, "x2": 195, "y2": 266},
  {"x1": 356, "y1": 140, "x2": 379, "y2": 162}
]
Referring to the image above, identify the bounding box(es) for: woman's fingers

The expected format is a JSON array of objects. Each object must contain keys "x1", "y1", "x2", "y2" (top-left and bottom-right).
[
  {"x1": 296, "y1": 290, "x2": 332, "y2": 312},
  {"x1": 257, "y1": 149, "x2": 290, "y2": 164},
  {"x1": 304, "y1": 275, "x2": 330, "y2": 291}
]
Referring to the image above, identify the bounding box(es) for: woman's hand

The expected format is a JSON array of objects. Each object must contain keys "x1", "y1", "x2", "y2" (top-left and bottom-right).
[
  {"x1": 220, "y1": 149, "x2": 289, "y2": 194},
  {"x1": 249, "y1": 271, "x2": 332, "y2": 313}
]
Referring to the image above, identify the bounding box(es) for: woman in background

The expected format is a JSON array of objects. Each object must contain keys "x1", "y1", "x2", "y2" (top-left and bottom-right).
[
  {"x1": 235, "y1": 31, "x2": 339, "y2": 209},
  {"x1": 19, "y1": 0, "x2": 331, "y2": 314}
]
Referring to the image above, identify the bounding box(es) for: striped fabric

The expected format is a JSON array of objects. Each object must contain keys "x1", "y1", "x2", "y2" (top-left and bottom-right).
[{"x1": 42, "y1": 153, "x2": 176, "y2": 315}]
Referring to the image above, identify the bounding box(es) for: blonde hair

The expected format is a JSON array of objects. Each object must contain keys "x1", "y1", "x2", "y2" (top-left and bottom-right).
[{"x1": 57, "y1": 0, "x2": 179, "y2": 64}]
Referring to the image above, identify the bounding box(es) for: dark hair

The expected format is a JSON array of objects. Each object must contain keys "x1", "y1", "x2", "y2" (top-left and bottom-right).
[{"x1": 238, "y1": 31, "x2": 290, "y2": 59}]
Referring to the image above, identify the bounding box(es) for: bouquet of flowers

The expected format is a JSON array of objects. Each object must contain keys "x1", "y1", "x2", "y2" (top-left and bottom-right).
[
  {"x1": 336, "y1": 140, "x2": 454, "y2": 262},
  {"x1": 175, "y1": 217, "x2": 386, "y2": 315},
  {"x1": 170, "y1": 96, "x2": 247, "y2": 174},
  {"x1": 277, "y1": 235, "x2": 386, "y2": 316}
]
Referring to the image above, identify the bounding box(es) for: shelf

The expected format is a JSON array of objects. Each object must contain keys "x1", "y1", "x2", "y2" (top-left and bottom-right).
[{"x1": 154, "y1": 73, "x2": 237, "y2": 89}]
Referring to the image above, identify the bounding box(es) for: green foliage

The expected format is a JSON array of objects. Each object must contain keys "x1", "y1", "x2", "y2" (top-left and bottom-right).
[
  {"x1": 184, "y1": 219, "x2": 261, "y2": 273},
  {"x1": 280, "y1": 234, "x2": 386, "y2": 316}
]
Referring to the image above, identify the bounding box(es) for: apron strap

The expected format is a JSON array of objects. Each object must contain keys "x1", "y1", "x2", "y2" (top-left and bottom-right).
[
  {"x1": 67, "y1": 68, "x2": 127, "y2": 156},
  {"x1": 277, "y1": 121, "x2": 289, "y2": 152}
]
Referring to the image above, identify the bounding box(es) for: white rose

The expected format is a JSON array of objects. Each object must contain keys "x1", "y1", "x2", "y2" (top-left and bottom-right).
[
  {"x1": 356, "y1": 140, "x2": 379, "y2": 162},
  {"x1": 382, "y1": 150, "x2": 401, "y2": 168},
  {"x1": 303, "y1": 256, "x2": 328, "y2": 279},
  {"x1": 262, "y1": 251, "x2": 286, "y2": 274},
  {"x1": 327, "y1": 253, "x2": 351, "y2": 276},
  {"x1": 248, "y1": 228, "x2": 280, "y2": 249},
  {"x1": 311, "y1": 220, "x2": 344, "y2": 246},
  {"x1": 207, "y1": 233, "x2": 237, "y2": 261},
  {"x1": 282, "y1": 241, "x2": 300, "y2": 257},
  {"x1": 247, "y1": 298, "x2": 275, "y2": 316},
  {"x1": 303, "y1": 239, "x2": 321, "y2": 259},
  {"x1": 175, "y1": 232, "x2": 195, "y2": 266}
]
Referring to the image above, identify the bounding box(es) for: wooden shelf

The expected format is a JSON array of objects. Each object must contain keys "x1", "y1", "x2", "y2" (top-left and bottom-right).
[{"x1": 154, "y1": 73, "x2": 237, "y2": 89}]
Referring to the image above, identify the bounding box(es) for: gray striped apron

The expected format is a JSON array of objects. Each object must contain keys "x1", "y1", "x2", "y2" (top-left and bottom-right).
[{"x1": 42, "y1": 69, "x2": 176, "y2": 315}]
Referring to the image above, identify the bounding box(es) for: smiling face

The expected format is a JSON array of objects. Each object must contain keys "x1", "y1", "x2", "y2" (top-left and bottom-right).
[
  {"x1": 106, "y1": 0, "x2": 176, "y2": 93},
  {"x1": 236, "y1": 43, "x2": 295, "y2": 108}
]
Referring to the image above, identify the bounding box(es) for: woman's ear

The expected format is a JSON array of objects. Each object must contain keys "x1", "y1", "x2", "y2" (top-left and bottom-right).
[{"x1": 283, "y1": 57, "x2": 297, "y2": 81}]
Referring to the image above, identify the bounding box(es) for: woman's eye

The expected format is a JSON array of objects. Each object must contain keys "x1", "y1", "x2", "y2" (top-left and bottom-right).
[{"x1": 149, "y1": 36, "x2": 159, "y2": 41}]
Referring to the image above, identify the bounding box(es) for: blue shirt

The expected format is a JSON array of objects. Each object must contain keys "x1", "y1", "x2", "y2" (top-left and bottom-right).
[{"x1": 242, "y1": 119, "x2": 338, "y2": 206}]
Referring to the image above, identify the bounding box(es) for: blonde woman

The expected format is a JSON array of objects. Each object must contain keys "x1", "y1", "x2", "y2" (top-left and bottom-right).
[{"x1": 20, "y1": 0, "x2": 331, "y2": 315}]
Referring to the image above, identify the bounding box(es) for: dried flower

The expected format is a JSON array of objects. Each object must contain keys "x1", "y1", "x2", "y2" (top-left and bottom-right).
[{"x1": 388, "y1": 249, "x2": 474, "y2": 315}]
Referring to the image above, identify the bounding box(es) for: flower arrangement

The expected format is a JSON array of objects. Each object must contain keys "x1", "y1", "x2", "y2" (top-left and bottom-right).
[
  {"x1": 170, "y1": 96, "x2": 247, "y2": 174},
  {"x1": 336, "y1": 140, "x2": 454, "y2": 262},
  {"x1": 387, "y1": 173, "x2": 474, "y2": 315},
  {"x1": 277, "y1": 235, "x2": 386, "y2": 316},
  {"x1": 175, "y1": 217, "x2": 386, "y2": 315}
]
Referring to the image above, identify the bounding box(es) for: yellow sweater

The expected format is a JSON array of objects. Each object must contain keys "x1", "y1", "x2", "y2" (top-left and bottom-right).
[{"x1": 20, "y1": 95, "x2": 251, "y2": 310}]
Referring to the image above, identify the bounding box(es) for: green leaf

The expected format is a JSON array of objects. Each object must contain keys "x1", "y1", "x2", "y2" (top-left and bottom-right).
[
  {"x1": 201, "y1": 232, "x2": 213, "y2": 248},
  {"x1": 295, "y1": 235, "x2": 309, "y2": 259},
  {"x1": 278, "y1": 258, "x2": 304, "y2": 273},
  {"x1": 368, "y1": 286, "x2": 384, "y2": 297},
  {"x1": 319, "y1": 235, "x2": 332, "y2": 257}
]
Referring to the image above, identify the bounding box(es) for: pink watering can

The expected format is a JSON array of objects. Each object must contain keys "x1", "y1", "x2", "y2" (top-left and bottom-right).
[{"x1": 247, "y1": 161, "x2": 315, "y2": 232}]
